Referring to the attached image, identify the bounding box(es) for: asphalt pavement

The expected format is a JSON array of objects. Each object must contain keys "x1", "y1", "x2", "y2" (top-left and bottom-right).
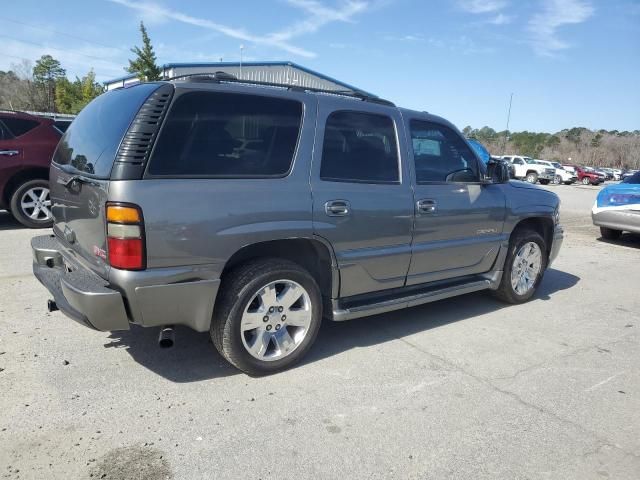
[{"x1": 0, "y1": 183, "x2": 638, "y2": 479}]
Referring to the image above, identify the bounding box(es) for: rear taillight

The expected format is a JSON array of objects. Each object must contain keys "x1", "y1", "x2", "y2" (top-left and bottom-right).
[{"x1": 106, "y1": 203, "x2": 145, "y2": 270}]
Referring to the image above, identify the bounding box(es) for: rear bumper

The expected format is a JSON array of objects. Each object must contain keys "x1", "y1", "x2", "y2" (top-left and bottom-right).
[
  {"x1": 32, "y1": 235, "x2": 221, "y2": 332},
  {"x1": 32, "y1": 235, "x2": 130, "y2": 331},
  {"x1": 549, "y1": 225, "x2": 564, "y2": 266},
  {"x1": 592, "y1": 210, "x2": 640, "y2": 234}
]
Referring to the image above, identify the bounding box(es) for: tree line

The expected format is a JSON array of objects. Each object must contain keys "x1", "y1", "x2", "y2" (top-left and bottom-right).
[{"x1": 464, "y1": 126, "x2": 640, "y2": 170}]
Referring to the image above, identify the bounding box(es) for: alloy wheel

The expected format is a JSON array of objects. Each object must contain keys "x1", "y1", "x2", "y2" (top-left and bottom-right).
[
  {"x1": 240, "y1": 279, "x2": 312, "y2": 361},
  {"x1": 510, "y1": 242, "x2": 542, "y2": 296},
  {"x1": 20, "y1": 187, "x2": 52, "y2": 222}
]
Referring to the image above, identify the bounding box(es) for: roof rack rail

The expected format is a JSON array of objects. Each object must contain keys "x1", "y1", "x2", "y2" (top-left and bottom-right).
[{"x1": 164, "y1": 72, "x2": 395, "y2": 107}]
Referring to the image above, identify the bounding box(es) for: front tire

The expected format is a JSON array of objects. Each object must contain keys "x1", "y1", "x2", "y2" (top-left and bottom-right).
[
  {"x1": 539, "y1": 179, "x2": 550, "y2": 185},
  {"x1": 525, "y1": 172, "x2": 538, "y2": 184},
  {"x1": 9, "y1": 179, "x2": 53, "y2": 229},
  {"x1": 582, "y1": 177, "x2": 590, "y2": 185},
  {"x1": 493, "y1": 229, "x2": 547, "y2": 304},
  {"x1": 211, "y1": 258, "x2": 322, "y2": 375},
  {"x1": 600, "y1": 227, "x2": 622, "y2": 240}
]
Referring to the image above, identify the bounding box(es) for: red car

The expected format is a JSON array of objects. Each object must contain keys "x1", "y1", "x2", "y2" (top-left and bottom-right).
[
  {"x1": 0, "y1": 111, "x2": 62, "y2": 227},
  {"x1": 565, "y1": 165, "x2": 602, "y2": 186}
]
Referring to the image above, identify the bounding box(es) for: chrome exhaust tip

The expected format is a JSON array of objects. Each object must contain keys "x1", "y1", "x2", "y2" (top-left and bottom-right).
[{"x1": 158, "y1": 326, "x2": 175, "y2": 348}]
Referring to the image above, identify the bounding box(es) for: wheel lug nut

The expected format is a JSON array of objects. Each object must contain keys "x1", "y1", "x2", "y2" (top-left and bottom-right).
[
  {"x1": 278, "y1": 306, "x2": 283, "y2": 312},
  {"x1": 263, "y1": 316, "x2": 269, "y2": 322},
  {"x1": 269, "y1": 307, "x2": 275, "y2": 313},
  {"x1": 281, "y1": 315, "x2": 286, "y2": 321},
  {"x1": 275, "y1": 324, "x2": 281, "y2": 330},
  {"x1": 266, "y1": 325, "x2": 272, "y2": 331}
]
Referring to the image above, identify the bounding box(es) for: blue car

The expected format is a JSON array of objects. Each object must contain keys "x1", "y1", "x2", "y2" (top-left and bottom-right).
[{"x1": 592, "y1": 172, "x2": 640, "y2": 239}]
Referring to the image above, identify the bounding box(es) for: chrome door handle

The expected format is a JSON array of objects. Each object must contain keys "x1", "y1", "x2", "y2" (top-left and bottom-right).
[
  {"x1": 417, "y1": 199, "x2": 437, "y2": 214},
  {"x1": 325, "y1": 200, "x2": 350, "y2": 217},
  {"x1": 0, "y1": 150, "x2": 19, "y2": 156}
]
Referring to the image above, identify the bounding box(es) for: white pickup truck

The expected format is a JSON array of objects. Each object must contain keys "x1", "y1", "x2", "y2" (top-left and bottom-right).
[
  {"x1": 535, "y1": 159, "x2": 578, "y2": 185},
  {"x1": 500, "y1": 155, "x2": 556, "y2": 184}
]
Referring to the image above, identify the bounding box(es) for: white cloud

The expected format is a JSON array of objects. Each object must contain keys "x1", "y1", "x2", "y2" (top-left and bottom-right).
[
  {"x1": 271, "y1": 0, "x2": 367, "y2": 40},
  {"x1": 488, "y1": 13, "x2": 513, "y2": 24},
  {"x1": 528, "y1": 0, "x2": 594, "y2": 56},
  {"x1": 108, "y1": 0, "x2": 372, "y2": 58},
  {"x1": 457, "y1": 0, "x2": 507, "y2": 14}
]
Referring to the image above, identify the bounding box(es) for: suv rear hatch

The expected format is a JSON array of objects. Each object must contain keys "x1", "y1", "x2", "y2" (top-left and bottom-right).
[{"x1": 50, "y1": 82, "x2": 173, "y2": 278}]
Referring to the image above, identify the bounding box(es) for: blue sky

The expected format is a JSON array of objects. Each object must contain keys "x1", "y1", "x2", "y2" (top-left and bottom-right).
[{"x1": 2, "y1": 0, "x2": 639, "y2": 132}]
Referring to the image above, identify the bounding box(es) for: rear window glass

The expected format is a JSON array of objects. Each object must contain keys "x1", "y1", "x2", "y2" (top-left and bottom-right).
[
  {"x1": 3, "y1": 117, "x2": 39, "y2": 137},
  {"x1": 148, "y1": 92, "x2": 302, "y2": 177},
  {"x1": 53, "y1": 83, "x2": 160, "y2": 178},
  {"x1": 320, "y1": 111, "x2": 399, "y2": 184}
]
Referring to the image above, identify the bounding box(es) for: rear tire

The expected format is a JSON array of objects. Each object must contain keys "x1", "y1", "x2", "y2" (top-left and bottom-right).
[
  {"x1": 9, "y1": 179, "x2": 53, "y2": 229},
  {"x1": 600, "y1": 227, "x2": 622, "y2": 240},
  {"x1": 492, "y1": 229, "x2": 547, "y2": 304},
  {"x1": 553, "y1": 175, "x2": 562, "y2": 185},
  {"x1": 211, "y1": 258, "x2": 322, "y2": 376}
]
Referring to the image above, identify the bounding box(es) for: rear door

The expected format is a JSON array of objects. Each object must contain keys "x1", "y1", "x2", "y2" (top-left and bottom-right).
[
  {"x1": 406, "y1": 118, "x2": 506, "y2": 285},
  {"x1": 50, "y1": 83, "x2": 166, "y2": 277},
  {"x1": 0, "y1": 118, "x2": 23, "y2": 162},
  {"x1": 310, "y1": 101, "x2": 414, "y2": 298}
]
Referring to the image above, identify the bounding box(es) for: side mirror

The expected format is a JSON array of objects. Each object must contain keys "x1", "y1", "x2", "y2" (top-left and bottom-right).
[{"x1": 485, "y1": 159, "x2": 511, "y2": 184}]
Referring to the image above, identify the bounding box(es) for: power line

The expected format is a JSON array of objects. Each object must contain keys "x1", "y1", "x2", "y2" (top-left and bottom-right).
[
  {"x1": 0, "y1": 16, "x2": 125, "y2": 52},
  {"x1": 0, "y1": 33, "x2": 121, "y2": 63}
]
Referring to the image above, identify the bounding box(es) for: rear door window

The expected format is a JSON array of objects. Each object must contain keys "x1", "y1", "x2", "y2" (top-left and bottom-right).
[
  {"x1": 148, "y1": 91, "x2": 303, "y2": 177},
  {"x1": 3, "y1": 117, "x2": 39, "y2": 137},
  {"x1": 0, "y1": 120, "x2": 13, "y2": 141},
  {"x1": 320, "y1": 111, "x2": 399, "y2": 184}
]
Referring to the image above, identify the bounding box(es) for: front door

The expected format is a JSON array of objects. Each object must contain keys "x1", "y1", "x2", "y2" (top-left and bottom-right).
[
  {"x1": 406, "y1": 118, "x2": 506, "y2": 285},
  {"x1": 311, "y1": 103, "x2": 414, "y2": 298}
]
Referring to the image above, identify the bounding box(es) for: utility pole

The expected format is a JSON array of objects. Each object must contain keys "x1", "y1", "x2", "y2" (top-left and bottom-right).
[{"x1": 501, "y1": 93, "x2": 513, "y2": 154}]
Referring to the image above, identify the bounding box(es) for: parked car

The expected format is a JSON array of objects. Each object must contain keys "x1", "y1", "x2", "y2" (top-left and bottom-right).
[
  {"x1": 594, "y1": 168, "x2": 610, "y2": 181},
  {"x1": 500, "y1": 155, "x2": 555, "y2": 184},
  {"x1": 592, "y1": 171, "x2": 640, "y2": 239},
  {"x1": 600, "y1": 168, "x2": 619, "y2": 181},
  {"x1": 31, "y1": 77, "x2": 563, "y2": 375},
  {"x1": 567, "y1": 165, "x2": 603, "y2": 185},
  {"x1": 622, "y1": 169, "x2": 638, "y2": 180},
  {"x1": 535, "y1": 159, "x2": 577, "y2": 185},
  {"x1": 0, "y1": 110, "x2": 62, "y2": 227}
]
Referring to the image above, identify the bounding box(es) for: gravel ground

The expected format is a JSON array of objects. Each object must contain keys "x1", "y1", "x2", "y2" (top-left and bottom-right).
[{"x1": 0, "y1": 183, "x2": 638, "y2": 479}]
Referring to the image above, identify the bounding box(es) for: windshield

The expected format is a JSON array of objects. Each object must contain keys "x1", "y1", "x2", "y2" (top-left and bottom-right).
[{"x1": 552, "y1": 162, "x2": 563, "y2": 169}]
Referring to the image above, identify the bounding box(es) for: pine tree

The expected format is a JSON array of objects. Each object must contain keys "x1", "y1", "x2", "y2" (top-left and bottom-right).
[
  {"x1": 126, "y1": 22, "x2": 162, "y2": 82},
  {"x1": 33, "y1": 55, "x2": 66, "y2": 112}
]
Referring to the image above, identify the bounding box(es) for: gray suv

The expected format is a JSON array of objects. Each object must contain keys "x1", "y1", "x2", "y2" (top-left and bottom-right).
[{"x1": 32, "y1": 76, "x2": 563, "y2": 375}]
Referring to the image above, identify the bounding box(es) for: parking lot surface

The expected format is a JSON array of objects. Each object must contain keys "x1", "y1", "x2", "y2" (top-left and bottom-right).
[{"x1": 1, "y1": 184, "x2": 639, "y2": 479}]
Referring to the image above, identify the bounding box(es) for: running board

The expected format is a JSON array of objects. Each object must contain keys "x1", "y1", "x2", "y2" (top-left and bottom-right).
[{"x1": 331, "y1": 279, "x2": 493, "y2": 321}]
